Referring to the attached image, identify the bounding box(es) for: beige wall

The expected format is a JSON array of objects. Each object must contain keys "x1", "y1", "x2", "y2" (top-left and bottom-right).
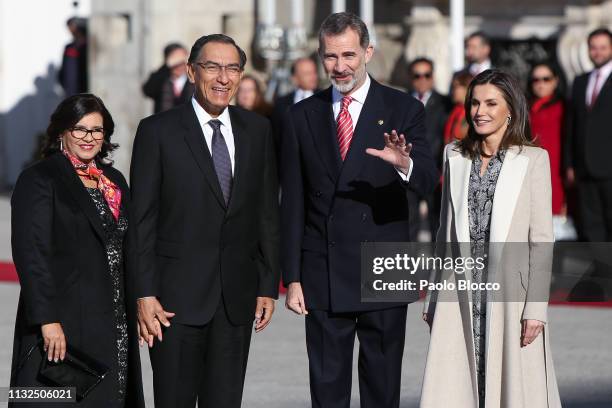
[{"x1": 89, "y1": 0, "x2": 255, "y2": 177}]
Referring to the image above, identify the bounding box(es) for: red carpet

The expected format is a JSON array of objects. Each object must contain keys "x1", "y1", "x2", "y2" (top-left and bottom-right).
[
  {"x1": 549, "y1": 300, "x2": 612, "y2": 308},
  {"x1": 0, "y1": 262, "x2": 18, "y2": 282}
]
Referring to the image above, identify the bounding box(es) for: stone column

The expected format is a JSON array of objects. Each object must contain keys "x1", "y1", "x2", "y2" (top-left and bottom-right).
[
  {"x1": 360, "y1": 0, "x2": 376, "y2": 46},
  {"x1": 450, "y1": 0, "x2": 464, "y2": 72},
  {"x1": 332, "y1": 0, "x2": 346, "y2": 14},
  {"x1": 89, "y1": 0, "x2": 146, "y2": 177},
  {"x1": 404, "y1": 4, "x2": 451, "y2": 94}
]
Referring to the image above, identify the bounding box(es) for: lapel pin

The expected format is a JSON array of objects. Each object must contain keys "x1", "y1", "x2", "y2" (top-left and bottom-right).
[{"x1": 377, "y1": 119, "x2": 384, "y2": 125}]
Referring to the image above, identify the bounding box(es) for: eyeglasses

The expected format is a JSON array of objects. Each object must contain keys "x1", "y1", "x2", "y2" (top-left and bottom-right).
[
  {"x1": 69, "y1": 126, "x2": 105, "y2": 140},
  {"x1": 194, "y1": 61, "x2": 242, "y2": 76},
  {"x1": 412, "y1": 72, "x2": 433, "y2": 80},
  {"x1": 532, "y1": 76, "x2": 553, "y2": 83}
]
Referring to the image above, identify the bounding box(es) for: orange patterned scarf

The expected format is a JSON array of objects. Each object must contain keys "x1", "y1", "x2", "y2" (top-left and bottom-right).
[{"x1": 63, "y1": 150, "x2": 122, "y2": 221}]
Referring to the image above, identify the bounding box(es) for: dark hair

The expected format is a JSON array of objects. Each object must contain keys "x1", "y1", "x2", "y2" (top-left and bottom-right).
[
  {"x1": 409, "y1": 57, "x2": 434, "y2": 74},
  {"x1": 291, "y1": 57, "x2": 316, "y2": 75},
  {"x1": 42, "y1": 94, "x2": 117, "y2": 163},
  {"x1": 163, "y1": 42, "x2": 186, "y2": 59},
  {"x1": 188, "y1": 34, "x2": 247, "y2": 69},
  {"x1": 453, "y1": 71, "x2": 473, "y2": 87},
  {"x1": 466, "y1": 31, "x2": 491, "y2": 47},
  {"x1": 587, "y1": 27, "x2": 612, "y2": 45},
  {"x1": 458, "y1": 69, "x2": 533, "y2": 159},
  {"x1": 527, "y1": 61, "x2": 565, "y2": 108},
  {"x1": 318, "y1": 12, "x2": 369, "y2": 52},
  {"x1": 66, "y1": 17, "x2": 87, "y2": 35}
]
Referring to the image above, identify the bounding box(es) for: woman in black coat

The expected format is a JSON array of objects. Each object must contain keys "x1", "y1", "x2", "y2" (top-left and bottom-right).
[{"x1": 9, "y1": 94, "x2": 144, "y2": 407}]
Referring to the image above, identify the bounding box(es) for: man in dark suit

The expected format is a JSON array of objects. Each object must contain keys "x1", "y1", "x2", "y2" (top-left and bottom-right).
[
  {"x1": 142, "y1": 43, "x2": 195, "y2": 114},
  {"x1": 130, "y1": 34, "x2": 280, "y2": 408},
  {"x1": 566, "y1": 28, "x2": 612, "y2": 241},
  {"x1": 408, "y1": 57, "x2": 451, "y2": 241},
  {"x1": 58, "y1": 17, "x2": 88, "y2": 96},
  {"x1": 281, "y1": 12, "x2": 437, "y2": 407},
  {"x1": 461, "y1": 31, "x2": 493, "y2": 77},
  {"x1": 450, "y1": 31, "x2": 493, "y2": 92},
  {"x1": 271, "y1": 57, "x2": 319, "y2": 153}
]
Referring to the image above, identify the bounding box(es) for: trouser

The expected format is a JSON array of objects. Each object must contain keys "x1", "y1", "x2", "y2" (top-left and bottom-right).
[
  {"x1": 576, "y1": 178, "x2": 612, "y2": 242},
  {"x1": 305, "y1": 306, "x2": 408, "y2": 408},
  {"x1": 149, "y1": 298, "x2": 252, "y2": 408}
]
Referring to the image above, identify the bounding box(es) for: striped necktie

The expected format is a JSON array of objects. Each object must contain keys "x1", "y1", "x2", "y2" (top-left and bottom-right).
[{"x1": 337, "y1": 96, "x2": 354, "y2": 160}]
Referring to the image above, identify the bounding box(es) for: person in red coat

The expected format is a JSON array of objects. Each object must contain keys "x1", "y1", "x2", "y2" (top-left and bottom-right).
[
  {"x1": 444, "y1": 71, "x2": 473, "y2": 144},
  {"x1": 529, "y1": 62, "x2": 566, "y2": 215}
]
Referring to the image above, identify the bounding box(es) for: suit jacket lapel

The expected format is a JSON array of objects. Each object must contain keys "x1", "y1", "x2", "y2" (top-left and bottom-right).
[
  {"x1": 450, "y1": 147, "x2": 529, "y2": 244},
  {"x1": 449, "y1": 152, "x2": 471, "y2": 244},
  {"x1": 52, "y1": 153, "x2": 107, "y2": 243},
  {"x1": 447, "y1": 151, "x2": 476, "y2": 320},
  {"x1": 489, "y1": 147, "x2": 528, "y2": 242},
  {"x1": 594, "y1": 72, "x2": 612, "y2": 110},
  {"x1": 180, "y1": 104, "x2": 227, "y2": 209},
  {"x1": 305, "y1": 88, "x2": 342, "y2": 181},
  {"x1": 426, "y1": 92, "x2": 439, "y2": 109},
  {"x1": 578, "y1": 75, "x2": 589, "y2": 111},
  {"x1": 226, "y1": 107, "x2": 250, "y2": 215},
  {"x1": 338, "y1": 79, "x2": 389, "y2": 185}
]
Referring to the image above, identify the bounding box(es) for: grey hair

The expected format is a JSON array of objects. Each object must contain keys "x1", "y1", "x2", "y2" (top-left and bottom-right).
[{"x1": 318, "y1": 12, "x2": 370, "y2": 53}]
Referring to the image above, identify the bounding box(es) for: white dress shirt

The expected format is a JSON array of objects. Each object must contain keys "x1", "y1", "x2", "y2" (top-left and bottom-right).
[
  {"x1": 191, "y1": 97, "x2": 236, "y2": 174},
  {"x1": 294, "y1": 88, "x2": 314, "y2": 104},
  {"x1": 412, "y1": 90, "x2": 432, "y2": 107},
  {"x1": 331, "y1": 75, "x2": 414, "y2": 181},
  {"x1": 172, "y1": 74, "x2": 188, "y2": 95},
  {"x1": 469, "y1": 59, "x2": 492, "y2": 76},
  {"x1": 586, "y1": 60, "x2": 612, "y2": 106}
]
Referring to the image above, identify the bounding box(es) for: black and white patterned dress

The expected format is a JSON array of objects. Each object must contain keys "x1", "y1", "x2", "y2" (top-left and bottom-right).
[
  {"x1": 86, "y1": 187, "x2": 129, "y2": 407},
  {"x1": 467, "y1": 150, "x2": 506, "y2": 407}
]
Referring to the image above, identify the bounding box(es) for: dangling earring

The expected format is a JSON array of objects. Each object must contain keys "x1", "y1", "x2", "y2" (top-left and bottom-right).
[
  {"x1": 59, "y1": 137, "x2": 64, "y2": 152},
  {"x1": 507, "y1": 116, "x2": 512, "y2": 125}
]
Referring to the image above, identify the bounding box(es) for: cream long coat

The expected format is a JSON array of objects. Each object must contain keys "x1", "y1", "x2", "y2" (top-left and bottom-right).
[{"x1": 420, "y1": 143, "x2": 562, "y2": 408}]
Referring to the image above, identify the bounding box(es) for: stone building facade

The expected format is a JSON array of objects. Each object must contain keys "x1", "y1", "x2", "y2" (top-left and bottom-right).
[{"x1": 88, "y1": 0, "x2": 612, "y2": 176}]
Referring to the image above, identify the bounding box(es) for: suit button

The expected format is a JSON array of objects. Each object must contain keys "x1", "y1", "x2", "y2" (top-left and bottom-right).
[
  {"x1": 329, "y1": 241, "x2": 336, "y2": 247},
  {"x1": 315, "y1": 191, "x2": 322, "y2": 197},
  {"x1": 361, "y1": 213, "x2": 367, "y2": 221},
  {"x1": 329, "y1": 214, "x2": 334, "y2": 221}
]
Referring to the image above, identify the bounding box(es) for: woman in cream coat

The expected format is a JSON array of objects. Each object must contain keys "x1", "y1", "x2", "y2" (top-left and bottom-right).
[{"x1": 420, "y1": 70, "x2": 562, "y2": 408}]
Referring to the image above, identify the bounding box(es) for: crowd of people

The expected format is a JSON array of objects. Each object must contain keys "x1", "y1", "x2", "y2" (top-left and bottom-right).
[
  {"x1": 141, "y1": 27, "x2": 612, "y2": 243},
  {"x1": 8, "y1": 9, "x2": 612, "y2": 408},
  {"x1": 402, "y1": 29, "x2": 612, "y2": 243}
]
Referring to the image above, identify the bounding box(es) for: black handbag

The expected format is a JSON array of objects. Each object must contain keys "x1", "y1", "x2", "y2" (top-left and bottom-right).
[
  {"x1": 39, "y1": 343, "x2": 109, "y2": 400},
  {"x1": 13, "y1": 339, "x2": 109, "y2": 401}
]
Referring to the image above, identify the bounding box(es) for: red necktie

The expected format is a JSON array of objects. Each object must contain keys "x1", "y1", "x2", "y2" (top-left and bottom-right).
[
  {"x1": 337, "y1": 96, "x2": 354, "y2": 160},
  {"x1": 590, "y1": 70, "x2": 601, "y2": 108}
]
